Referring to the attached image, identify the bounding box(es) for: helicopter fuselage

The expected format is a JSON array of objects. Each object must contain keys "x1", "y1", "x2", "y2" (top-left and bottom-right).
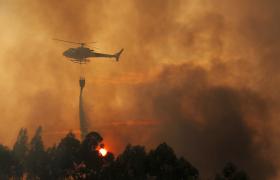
[
  {"x1": 54, "y1": 38, "x2": 123, "y2": 63},
  {"x1": 63, "y1": 46, "x2": 124, "y2": 63},
  {"x1": 63, "y1": 47, "x2": 93, "y2": 60}
]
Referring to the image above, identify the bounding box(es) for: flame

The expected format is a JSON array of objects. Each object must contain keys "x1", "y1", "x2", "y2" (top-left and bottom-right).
[{"x1": 99, "y1": 148, "x2": 108, "y2": 157}]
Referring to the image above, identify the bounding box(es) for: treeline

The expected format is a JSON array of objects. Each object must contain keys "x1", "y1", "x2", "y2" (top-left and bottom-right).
[{"x1": 0, "y1": 127, "x2": 248, "y2": 180}]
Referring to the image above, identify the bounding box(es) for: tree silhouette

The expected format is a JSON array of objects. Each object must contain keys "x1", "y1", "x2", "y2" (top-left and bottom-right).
[
  {"x1": 114, "y1": 144, "x2": 148, "y2": 180},
  {"x1": 148, "y1": 143, "x2": 198, "y2": 180},
  {"x1": 55, "y1": 131, "x2": 81, "y2": 179},
  {"x1": 0, "y1": 145, "x2": 15, "y2": 180},
  {"x1": 26, "y1": 126, "x2": 48, "y2": 179},
  {"x1": 176, "y1": 157, "x2": 199, "y2": 180},
  {"x1": 215, "y1": 162, "x2": 249, "y2": 180},
  {"x1": 148, "y1": 143, "x2": 178, "y2": 179},
  {"x1": 98, "y1": 151, "x2": 115, "y2": 180},
  {"x1": 79, "y1": 131, "x2": 104, "y2": 178},
  {"x1": 45, "y1": 144, "x2": 59, "y2": 179},
  {"x1": 13, "y1": 128, "x2": 28, "y2": 179}
]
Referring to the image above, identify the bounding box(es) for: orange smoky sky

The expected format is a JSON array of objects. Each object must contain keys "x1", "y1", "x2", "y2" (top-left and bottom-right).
[{"x1": 0, "y1": 0, "x2": 280, "y2": 179}]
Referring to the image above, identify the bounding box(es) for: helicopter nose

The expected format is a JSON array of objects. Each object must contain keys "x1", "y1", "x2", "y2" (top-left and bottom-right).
[{"x1": 63, "y1": 50, "x2": 69, "y2": 57}]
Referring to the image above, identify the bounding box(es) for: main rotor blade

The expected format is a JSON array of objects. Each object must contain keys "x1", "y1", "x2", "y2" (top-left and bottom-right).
[
  {"x1": 84, "y1": 41, "x2": 96, "y2": 44},
  {"x1": 53, "y1": 38, "x2": 96, "y2": 45},
  {"x1": 53, "y1": 38, "x2": 82, "y2": 45}
]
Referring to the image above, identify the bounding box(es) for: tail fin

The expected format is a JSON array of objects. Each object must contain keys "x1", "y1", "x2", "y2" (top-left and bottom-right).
[{"x1": 115, "y1": 49, "x2": 124, "y2": 62}]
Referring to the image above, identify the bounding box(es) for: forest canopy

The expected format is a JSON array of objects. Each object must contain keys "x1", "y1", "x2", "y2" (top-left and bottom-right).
[{"x1": 0, "y1": 127, "x2": 248, "y2": 180}]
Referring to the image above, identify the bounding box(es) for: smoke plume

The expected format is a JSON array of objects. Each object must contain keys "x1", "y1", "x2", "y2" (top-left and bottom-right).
[{"x1": 125, "y1": 63, "x2": 276, "y2": 179}]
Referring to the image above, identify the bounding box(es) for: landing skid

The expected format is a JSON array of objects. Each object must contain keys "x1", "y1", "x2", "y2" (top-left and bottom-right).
[{"x1": 70, "y1": 59, "x2": 90, "y2": 64}]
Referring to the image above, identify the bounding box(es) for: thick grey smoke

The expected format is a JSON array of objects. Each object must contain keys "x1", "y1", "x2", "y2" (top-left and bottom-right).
[{"x1": 122, "y1": 63, "x2": 276, "y2": 180}]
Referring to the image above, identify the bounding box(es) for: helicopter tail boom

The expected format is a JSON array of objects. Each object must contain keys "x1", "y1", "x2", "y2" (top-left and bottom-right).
[
  {"x1": 115, "y1": 49, "x2": 124, "y2": 62},
  {"x1": 89, "y1": 49, "x2": 124, "y2": 61}
]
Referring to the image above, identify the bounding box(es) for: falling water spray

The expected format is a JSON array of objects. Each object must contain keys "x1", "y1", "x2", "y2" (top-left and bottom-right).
[{"x1": 79, "y1": 77, "x2": 88, "y2": 139}]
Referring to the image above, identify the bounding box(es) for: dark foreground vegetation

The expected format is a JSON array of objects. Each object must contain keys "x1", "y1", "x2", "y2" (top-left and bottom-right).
[{"x1": 0, "y1": 127, "x2": 248, "y2": 180}]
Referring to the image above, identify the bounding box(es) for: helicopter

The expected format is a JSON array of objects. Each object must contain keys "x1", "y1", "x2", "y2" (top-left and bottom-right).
[{"x1": 54, "y1": 38, "x2": 124, "y2": 63}]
